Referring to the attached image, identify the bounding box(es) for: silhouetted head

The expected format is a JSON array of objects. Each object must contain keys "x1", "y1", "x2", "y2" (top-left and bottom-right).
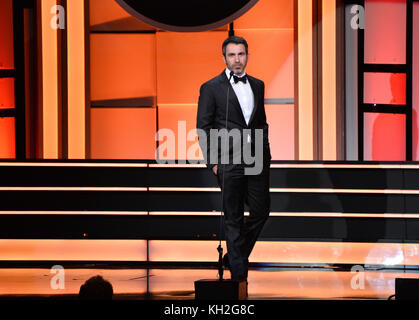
[{"x1": 78, "y1": 275, "x2": 113, "y2": 300}]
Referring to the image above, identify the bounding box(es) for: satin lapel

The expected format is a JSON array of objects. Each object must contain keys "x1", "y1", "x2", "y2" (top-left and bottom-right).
[
  {"x1": 221, "y1": 72, "x2": 247, "y2": 126},
  {"x1": 247, "y1": 76, "x2": 259, "y2": 127}
]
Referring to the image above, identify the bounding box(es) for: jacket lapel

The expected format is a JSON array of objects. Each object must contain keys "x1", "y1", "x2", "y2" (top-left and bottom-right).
[{"x1": 247, "y1": 76, "x2": 259, "y2": 127}]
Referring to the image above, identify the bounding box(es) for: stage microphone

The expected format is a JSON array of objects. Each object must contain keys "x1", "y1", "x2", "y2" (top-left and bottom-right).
[
  {"x1": 229, "y1": 70, "x2": 234, "y2": 81},
  {"x1": 216, "y1": 70, "x2": 234, "y2": 281}
]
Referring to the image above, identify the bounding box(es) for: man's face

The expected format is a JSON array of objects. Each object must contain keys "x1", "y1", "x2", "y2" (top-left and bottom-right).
[{"x1": 223, "y1": 43, "x2": 248, "y2": 76}]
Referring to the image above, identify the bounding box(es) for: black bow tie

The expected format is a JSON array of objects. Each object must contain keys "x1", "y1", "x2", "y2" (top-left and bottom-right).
[{"x1": 233, "y1": 75, "x2": 247, "y2": 84}]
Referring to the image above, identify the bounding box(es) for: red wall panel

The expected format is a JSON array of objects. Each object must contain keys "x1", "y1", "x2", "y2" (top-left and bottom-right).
[
  {"x1": 413, "y1": 3, "x2": 419, "y2": 160},
  {"x1": 364, "y1": 113, "x2": 405, "y2": 161},
  {"x1": 0, "y1": 0, "x2": 14, "y2": 69},
  {"x1": 0, "y1": 78, "x2": 14, "y2": 109},
  {"x1": 364, "y1": 0, "x2": 406, "y2": 64},
  {"x1": 265, "y1": 105, "x2": 294, "y2": 160},
  {"x1": 0, "y1": 117, "x2": 15, "y2": 158},
  {"x1": 364, "y1": 73, "x2": 406, "y2": 105}
]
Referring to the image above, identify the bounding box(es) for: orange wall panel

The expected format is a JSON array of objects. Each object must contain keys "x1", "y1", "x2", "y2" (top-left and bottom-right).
[
  {"x1": 0, "y1": 117, "x2": 15, "y2": 158},
  {"x1": 236, "y1": 30, "x2": 294, "y2": 99},
  {"x1": 364, "y1": 113, "x2": 405, "y2": 161},
  {"x1": 89, "y1": 0, "x2": 131, "y2": 26},
  {"x1": 0, "y1": 78, "x2": 14, "y2": 109},
  {"x1": 149, "y1": 240, "x2": 419, "y2": 266},
  {"x1": 0, "y1": 0, "x2": 14, "y2": 69},
  {"x1": 0, "y1": 239, "x2": 147, "y2": 261},
  {"x1": 265, "y1": 104, "x2": 294, "y2": 160},
  {"x1": 156, "y1": 32, "x2": 227, "y2": 104},
  {"x1": 364, "y1": 73, "x2": 406, "y2": 105},
  {"x1": 157, "y1": 104, "x2": 202, "y2": 161},
  {"x1": 364, "y1": 0, "x2": 406, "y2": 64},
  {"x1": 90, "y1": 34, "x2": 156, "y2": 101},
  {"x1": 234, "y1": 0, "x2": 294, "y2": 29},
  {"x1": 90, "y1": 108, "x2": 156, "y2": 159}
]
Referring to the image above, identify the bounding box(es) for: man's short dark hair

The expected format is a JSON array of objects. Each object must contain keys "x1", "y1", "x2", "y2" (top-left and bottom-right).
[
  {"x1": 222, "y1": 36, "x2": 248, "y2": 57},
  {"x1": 79, "y1": 275, "x2": 113, "y2": 300}
]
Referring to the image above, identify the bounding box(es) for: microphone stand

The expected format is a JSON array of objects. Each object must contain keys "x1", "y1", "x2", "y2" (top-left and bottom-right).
[{"x1": 217, "y1": 70, "x2": 234, "y2": 281}]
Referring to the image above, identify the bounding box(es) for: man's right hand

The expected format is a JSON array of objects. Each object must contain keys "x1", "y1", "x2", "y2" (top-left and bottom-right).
[{"x1": 212, "y1": 165, "x2": 218, "y2": 175}]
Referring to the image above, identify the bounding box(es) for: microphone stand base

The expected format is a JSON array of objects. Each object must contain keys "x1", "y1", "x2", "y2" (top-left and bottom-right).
[{"x1": 194, "y1": 278, "x2": 247, "y2": 300}]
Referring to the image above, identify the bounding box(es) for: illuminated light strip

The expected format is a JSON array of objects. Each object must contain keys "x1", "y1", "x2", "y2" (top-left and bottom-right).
[
  {"x1": 41, "y1": 0, "x2": 59, "y2": 158},
  {"x1": 2, "y1": 211, "x2": 418, "y2": 219},
  {"x1": 269, "y1": 212, "x2": 419, "y2": 219},
  {"x1": 149, "y1": 187, "x2": 220, "y2": 192},
  {"x1": 297, "y1": 0, "x2": 314, "y2": 160},
  {"x1": 0, "y1": 211, "x2": 148, "y2": 215},
  {"x1": 278, "y1": 188, "x2": 419, "y2": 195},
  {"x1": 149, "y1": 211, "x2": 419, "y2": 219},
  {"x1": 321, "y1": 0, "x2": 337, "y2": 160},
  {"x1": 269, "y1": 188, "x2": 406, "y2": 194},
  {"x1": 67, "y1": 0, "x2": 86, "y2": 159},
  {"x1": 157, "y1": 103, "x2": 197, "y2": 106},
  {"x1": 0, "y1": 162, "x2": 148, "y2": 167},
  {"x1": 269, "y1": 164, "x2": 406, "y2": 169},
  {"x1": 149, "y1": 163, "x2": 206, "y2": 168},
  {"x1": 150, "y1": 211, "x2": 222, "y2": 216},
  {"x1": 235, "y1": 28, "x2": 295, "y2": 31},
  {"x1": 148, "y1": 187, "x2": 419, "y2": 194},
  {"x1": 1, "y1": 186, "x2": 411, "y2": 194},
  {"x1": 0, "y1": 187, "x2": 148, "y2": 191},
  {"x1": 1, "y1": 162, "x2": 419, "y2": 169}
]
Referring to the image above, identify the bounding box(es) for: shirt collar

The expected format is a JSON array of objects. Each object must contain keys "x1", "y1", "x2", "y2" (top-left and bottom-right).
[{"x1": 225, "y1": 68, "x2": 247, "y2": 83}]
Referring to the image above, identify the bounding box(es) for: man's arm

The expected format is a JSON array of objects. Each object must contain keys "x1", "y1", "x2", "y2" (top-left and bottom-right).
[
  {"x1": 197, "y1": 83, "x2": 217, "y2": 172},
  {"x1": 260, "y1": 82, "x2": 269, "y2": 146}
]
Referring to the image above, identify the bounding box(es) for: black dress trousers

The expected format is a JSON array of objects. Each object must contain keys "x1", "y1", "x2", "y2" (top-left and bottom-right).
[{"x1": 216, "y1": 163, "x2": 270, "y2": 280}]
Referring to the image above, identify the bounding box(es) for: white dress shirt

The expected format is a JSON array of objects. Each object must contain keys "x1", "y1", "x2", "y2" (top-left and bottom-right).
[{"x1": 225, "y1": 68, "x2": 255, "y2": 127}]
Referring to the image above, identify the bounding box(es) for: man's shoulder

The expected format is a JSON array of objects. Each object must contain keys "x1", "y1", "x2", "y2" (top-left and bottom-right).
[
  {"x1": 201, "y1": 72, "x2": 224, "y2": 88},
  {"x1": 247, "y1": 74, "x2": 264, "y2": 86}
]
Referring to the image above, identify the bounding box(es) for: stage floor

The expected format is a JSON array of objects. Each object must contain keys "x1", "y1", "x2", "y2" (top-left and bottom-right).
[{"x1": 0, "y1": 266, "x2": 415, "y2": 300}]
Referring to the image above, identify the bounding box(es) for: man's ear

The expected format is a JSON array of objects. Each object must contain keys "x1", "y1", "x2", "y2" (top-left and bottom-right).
[{"x1": 222, "y1": 54, "x2": 226, "y2": 65}]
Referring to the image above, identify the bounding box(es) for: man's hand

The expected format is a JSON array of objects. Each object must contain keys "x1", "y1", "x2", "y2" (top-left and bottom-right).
[{"x1": 212, "y1": 165, "x2": 218, "y2": 175}]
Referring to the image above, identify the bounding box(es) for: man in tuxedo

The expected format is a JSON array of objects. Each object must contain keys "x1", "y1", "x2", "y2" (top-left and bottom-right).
[{"x1": 196, "y1": 36, "x2": 271, "y2": 281}]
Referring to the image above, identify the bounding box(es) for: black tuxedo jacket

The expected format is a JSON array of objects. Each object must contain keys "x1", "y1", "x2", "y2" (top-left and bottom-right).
[{"x1": 197, "y1": 70, "x2": 271, "y2": 170}]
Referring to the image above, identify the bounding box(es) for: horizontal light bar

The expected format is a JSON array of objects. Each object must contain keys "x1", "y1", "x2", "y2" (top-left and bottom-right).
[
  {"x1": 1, "y1": 162, "x2": 419, "y2": 169},
  {"x1": 269, "y1": 188, "x2": 406, "y2": 194},
  {"x1": 149, "y1": 212, "x2": 419, "y2": 219},
  {"x1": 148, "y1": 163, "x2": 206, "y2": 168},
  {"x1": 0, "y1": 162, "x2": 148, "y2": 167},
  {"x1": 270, "y1": 164, "x2": 419, "y2": 169},
  {"x1": 0, "y1": 211, "x2": 148, "y2": 215},
  {"x1": 148, "y1": 187, "x2": 419, "y2": 194},
  {"x1": 149, "y1": 187, "x2": 220, "y2": 192},
  {"x1": 1, "y1": 211, "x2": 419, "y2": 219},
  {"x1": 149, "y1": 211, "x2": 222, "y2": 216},
  {"x1": 270, "y1": 212, "x2": 419, "y2": 219},
  {"x1": 0, "y1": 187, "x2": 148, "y2": 191},
  {"x1": 3, "y1": 186, "x2": 416, "y2": 194}
]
